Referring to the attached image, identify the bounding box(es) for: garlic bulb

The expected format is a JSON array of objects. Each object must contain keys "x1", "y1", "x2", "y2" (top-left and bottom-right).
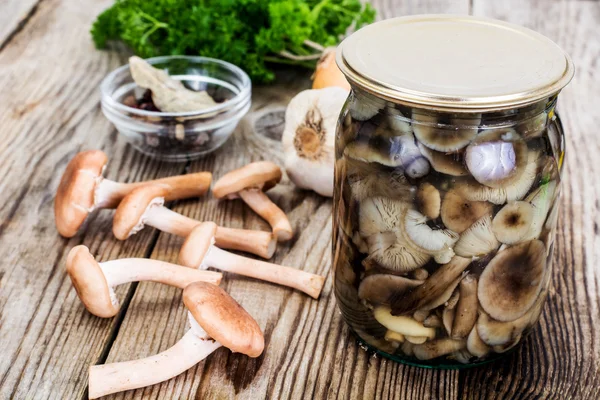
[{"x1": 282, "y1": 87, "x2": 348, "y2": 197}]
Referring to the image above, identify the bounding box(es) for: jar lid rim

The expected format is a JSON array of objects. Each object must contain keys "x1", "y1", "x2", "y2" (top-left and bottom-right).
[{"x1": 336, "y1": 15, "x2": 574, "y2": 112}]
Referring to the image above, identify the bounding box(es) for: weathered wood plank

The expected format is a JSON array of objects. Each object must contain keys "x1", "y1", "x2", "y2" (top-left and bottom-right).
[
  {"x1": 458, "y1": 1, "x2": 600, "y2": 399},
  {"x1": 0, "y1": 0, "x2": 187, "y2": 398},
  {"x1": 0, "y1": 0, "x2": 43, "y2": 48}
]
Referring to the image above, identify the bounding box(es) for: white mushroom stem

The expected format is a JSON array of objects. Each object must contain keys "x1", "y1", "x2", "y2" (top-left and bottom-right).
[
  {"x1": 143, "y1": 206, "x2": 276, "y2": 259},
  {"x1": 89, "y1": 322, "x2": 221, "y2": 399},
  {"x1": 200, "y1": 246, "x2": 324, "y2": 299},
  {"x1": 101, "y1": 258, "x2": 221, "y2": 289},
  {"x1": 94, "y1": 178, "x2": 136, "y2": 209},
  {"x1": 238, "y1": 189, "x2": 293, "y2": 242}
]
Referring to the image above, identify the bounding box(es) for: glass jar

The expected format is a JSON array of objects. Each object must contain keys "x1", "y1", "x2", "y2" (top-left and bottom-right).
[{"x1": 332, "y1": 15, "x2": 573, "y2": 368}]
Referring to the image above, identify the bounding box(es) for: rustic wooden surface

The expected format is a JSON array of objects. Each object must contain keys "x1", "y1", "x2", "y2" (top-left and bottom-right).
[{"x1": 0, "y1": 0, "x2": 598, "y2": 399}]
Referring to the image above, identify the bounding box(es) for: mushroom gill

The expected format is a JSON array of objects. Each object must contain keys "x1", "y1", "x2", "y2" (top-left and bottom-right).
[
  {"x1": 359, "y1": 197, "x2": 430, "y2": 272},
  {"x1": 453, "y1": 214, "x2": 500, "y2": 257},
  {"x1": 404, "y1": 209, "x2": 459, "y2": 254}
]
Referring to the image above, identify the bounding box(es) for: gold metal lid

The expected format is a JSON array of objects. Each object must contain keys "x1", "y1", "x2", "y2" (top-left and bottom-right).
[{"x1": 337, "y1": 15, "x2": 574, "y2": 112}]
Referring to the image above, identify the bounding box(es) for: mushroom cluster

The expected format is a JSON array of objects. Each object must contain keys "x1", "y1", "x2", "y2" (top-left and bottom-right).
[
  {"x1": 56, "y1": 154, "x2": 326, "y2": 397},
  {"x1": 333, "y1": 91, "x2": 560, "y2": 365}
]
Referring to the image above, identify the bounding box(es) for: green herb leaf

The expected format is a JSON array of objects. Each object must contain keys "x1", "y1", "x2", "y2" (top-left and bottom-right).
[{"x1": 91, "y1": 0, "x2": 375, "y2": 82}]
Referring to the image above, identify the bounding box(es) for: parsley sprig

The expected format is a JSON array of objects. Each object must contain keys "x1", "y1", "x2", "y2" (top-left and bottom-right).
[{"x1": 91, "y1": 0, "x2": 375, "y2": 82}]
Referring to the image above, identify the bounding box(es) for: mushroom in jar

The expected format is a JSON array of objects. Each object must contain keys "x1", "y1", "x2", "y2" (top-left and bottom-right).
[
  {"x1": 478, "y1": 240, "x2": 546, "y2": 322},
  {"x1": 359, "y1": 197, "x2": 431, "y2": 272}
]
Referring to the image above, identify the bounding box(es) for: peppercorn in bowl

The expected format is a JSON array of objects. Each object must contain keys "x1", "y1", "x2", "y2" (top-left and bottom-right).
[{"x1": 100, "y1": 56, "x2": 252, "y2": 161}]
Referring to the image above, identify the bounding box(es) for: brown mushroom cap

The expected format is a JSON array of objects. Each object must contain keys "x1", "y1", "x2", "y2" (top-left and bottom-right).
[
  {"x1": 183, "y1": 282, "x2": 264, "y2": 357},
  {"x1": 478, "y1": 240, "x2": 546, "y2": 322},
  {"x1": 179, "y1": 222, "x2": 218, "y2": 268},
  {"x1": 212, "y1": 161, "x2": 282, "y2": 199},
  {"x1": 55, "y1": 150, "x2": 108, "y2": 237},
  {"x1": 441, "y1": 189, "x2": 493, "y2": 234},
  {"x1": 66, "y1": 245, "x2": 118, "y2": 318},
  {"x1": 113, "y1": 184, "x2": 171, "y2": 240}
]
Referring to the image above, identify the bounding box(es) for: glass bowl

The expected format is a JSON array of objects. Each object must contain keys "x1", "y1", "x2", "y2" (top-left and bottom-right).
[{"x1": 100, "y1": 56, "x2": 252, "y2": 161}]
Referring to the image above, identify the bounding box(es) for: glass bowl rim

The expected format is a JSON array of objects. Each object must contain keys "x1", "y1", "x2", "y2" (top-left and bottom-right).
[{"x1": 100, "y1": 55, "x2": 252, "y2": 119}]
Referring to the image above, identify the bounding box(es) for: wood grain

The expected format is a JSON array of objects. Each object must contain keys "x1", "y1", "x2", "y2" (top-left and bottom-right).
[
  {"x1": 0, "y1": 0, "x2": 43, "y2": 49},
  {"x1": 0, "y1": 0, "x2": 598, "y2": 399}
]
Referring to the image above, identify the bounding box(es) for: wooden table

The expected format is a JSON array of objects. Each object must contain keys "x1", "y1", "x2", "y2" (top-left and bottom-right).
[{"x1": 1, "y1": 0, "x2": 598, "y2": 399}]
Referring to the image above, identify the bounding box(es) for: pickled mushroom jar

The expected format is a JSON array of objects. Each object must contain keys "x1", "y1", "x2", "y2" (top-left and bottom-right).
[{"x1": 332, "y1": 15, "x2": 574, "y2": 367}]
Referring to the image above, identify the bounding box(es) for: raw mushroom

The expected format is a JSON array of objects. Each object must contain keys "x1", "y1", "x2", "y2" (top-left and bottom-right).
[
  {"x1": 66, "y1": 245, "x2": 222, "y2": 318},
  {"x1": 129, "y1": 56, "x2": 218, "y2": 113},
  {"x1": 412, "y1": 338, "x2": 466, "y2": 360},
  {"x1": 404, "y1": 209, "x2": 459, "y2": 253},
  {"x1": 465, "y1": 129, "x2": 528, "y2": 188},
  {"x1": 417, "y1": 142, "x2": 469, "y2": 176},
  {"x1": 478, "y1": 240, "x2": 546, "y2": 322},
  {"x1": 390, "y1": 256, "x2": 471, "y2": 315},
  {"x1": 55, "y1": 150, "x2": 212, "y2": 237},
  {"x1": 179, "y1": 222, "x2": 325, "y2": 298},
  {"x1": 113, "y1": 184, "x2": 276, "y2": 259},
  {"x1": 492, "y1": 201, "x2": 535, "y2": 244},
  {"x1": 416, "y1": 182, "x2": 441, "y2": 220},
  {"x1": 358, "y1": 274, "x2": 423, "y2": 305},
  {"x1": 373, "y1": 307, "x2": 436, "y2": 339},
  {"x1": 282, "y1": 87, "x2": 348, "y2": 197},
  {"x1": 412, "y1": 112, "x2": 481, "y2": 152},
  {"x1": 88, "y1": 282, "x2": 263, "y2": 399},
  {"x1": 457, "y1": 151, "x2": 539, "y2": 205},
  {"x1": 453, "y1": 214, "x2": 500, "y2": 257},
  {"x1": 440, "y1": 189, "x2": 493, "y2": 234},
  {"x1": 212, "y1": 161, "x2": 293, "y2": 241},
  {"x1": 359, "y1": 197, "x2": 430, "y2": 272},
  {"x1": 451, "y1": 275, "x2": 478, "y2": 339}
]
